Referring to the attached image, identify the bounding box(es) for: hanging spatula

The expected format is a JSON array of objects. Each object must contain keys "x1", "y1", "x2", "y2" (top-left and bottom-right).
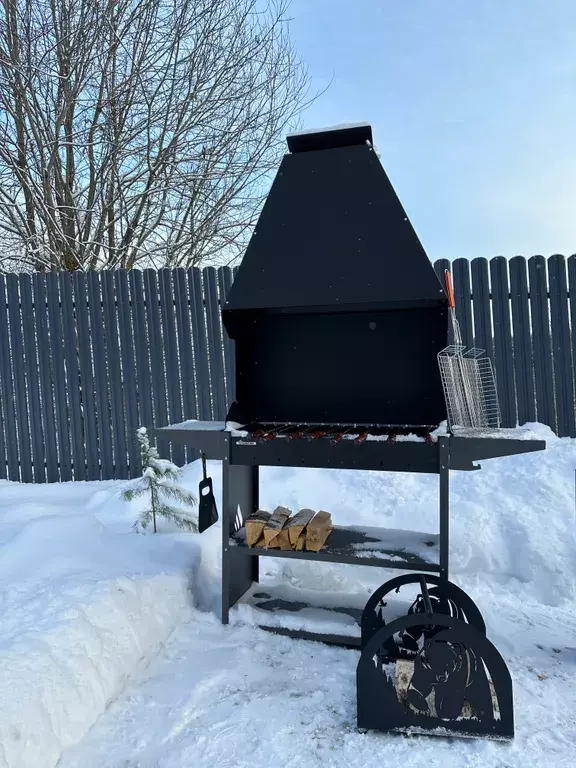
[{"x1": 198, "y1": 453, "x2": 218, "y2": 533}]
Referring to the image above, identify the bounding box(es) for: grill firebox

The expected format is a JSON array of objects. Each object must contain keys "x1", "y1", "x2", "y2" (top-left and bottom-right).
[{"x1": 152, "y1": 124, "x2": 546, "y2": 741}]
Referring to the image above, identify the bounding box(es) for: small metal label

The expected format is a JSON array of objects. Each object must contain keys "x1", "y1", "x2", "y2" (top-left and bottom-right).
[{"x1": 237, "y1": 440, "x2": 257, "y2": 445}]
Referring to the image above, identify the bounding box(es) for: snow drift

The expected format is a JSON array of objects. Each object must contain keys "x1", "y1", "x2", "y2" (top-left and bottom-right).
[{"x1": 0, "y1": 481, "x2": 199, "y2": 768}]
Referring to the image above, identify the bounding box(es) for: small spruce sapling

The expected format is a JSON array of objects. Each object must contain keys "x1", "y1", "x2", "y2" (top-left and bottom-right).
[{"x1": 122, "y1": 427, "x2": 198, "y2": 533}]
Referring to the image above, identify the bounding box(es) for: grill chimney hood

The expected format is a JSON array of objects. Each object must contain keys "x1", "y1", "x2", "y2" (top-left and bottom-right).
[
  {"x1": 223, "y1": 124, "x2": 449, "y2": 428},
  {"x1": 223, "y1": 123, "x2": 446, "y2": 325}
]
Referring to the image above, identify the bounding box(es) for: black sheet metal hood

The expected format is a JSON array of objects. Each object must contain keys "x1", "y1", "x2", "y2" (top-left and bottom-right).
[
  {"x1": 222, "y1": 124, "x2": 448, "y2": 428},
  {"x1": 223, "y1": 124, "x2": 446, "y2": 332}
]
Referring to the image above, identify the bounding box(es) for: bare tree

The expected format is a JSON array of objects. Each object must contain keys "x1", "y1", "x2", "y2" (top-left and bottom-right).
[{"x1": 0, "y1": 0, "x2": 312, "y2": 271}]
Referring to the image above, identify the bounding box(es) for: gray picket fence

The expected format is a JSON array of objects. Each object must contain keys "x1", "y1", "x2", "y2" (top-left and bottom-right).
[{"x1": 0, "y1": 256, "x2": 574, "y2": 484}]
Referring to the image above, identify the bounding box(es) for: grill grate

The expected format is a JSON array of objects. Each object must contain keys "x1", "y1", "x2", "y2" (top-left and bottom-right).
[{"x1": 242, "y1": 423, "x2": 438, "y2": 443}]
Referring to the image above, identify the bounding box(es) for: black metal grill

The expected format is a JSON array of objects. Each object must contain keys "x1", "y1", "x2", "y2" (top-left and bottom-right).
[{"x1": 151, "y1": 123, "x2": 547, "y2": 743}]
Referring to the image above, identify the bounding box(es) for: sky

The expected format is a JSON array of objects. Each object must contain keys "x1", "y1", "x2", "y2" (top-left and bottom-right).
[{"x1": 288, "y1": 0, "x2": 576, "y2": 261}]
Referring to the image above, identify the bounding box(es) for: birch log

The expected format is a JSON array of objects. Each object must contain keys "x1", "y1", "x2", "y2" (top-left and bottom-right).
[
  {"x1": 263, "y1": 506, "x2": 291, "y2": 546},
  {"x1": 245, "y1": 510, "x2": 271, "y2": 547},
  {"x1": 305, "y1": 511, "x2": 333, "y2": 552}
]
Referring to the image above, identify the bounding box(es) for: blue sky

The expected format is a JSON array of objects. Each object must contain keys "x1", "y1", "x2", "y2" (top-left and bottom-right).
[{"x1": 289, "y1": 0, "x2": 576, "y2": 261}]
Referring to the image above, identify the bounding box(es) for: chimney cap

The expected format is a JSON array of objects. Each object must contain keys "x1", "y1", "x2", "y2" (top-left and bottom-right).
[{"x1": 286, "y1": 122, "x2": 373, "y2": 153}]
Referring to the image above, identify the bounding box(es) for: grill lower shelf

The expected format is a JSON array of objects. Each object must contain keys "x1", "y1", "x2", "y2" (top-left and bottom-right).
[
  {"x1": 230, "y1": 524, "x2": 440, "y2": 572},
  {"x1": 233, "y1": 582, "x2": 412, "y2": 648}
]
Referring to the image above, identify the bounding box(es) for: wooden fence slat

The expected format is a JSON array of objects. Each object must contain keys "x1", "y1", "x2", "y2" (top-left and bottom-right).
[
  {"x1": 453, "y1": 258, "x2": 474, "y2": 349},
  {"x1": 129, "y1": 270, "x2": 154, "y2": 431},
  {"x1": 7, "y1": 274, "x2": 32, "y2": 482},
  {"x1": 568, "y1": 255, "x2": 576, "y2": 436},
  {"x1": 528, "y1": 255, "x2": 556, "y2": 430},
  {"x1": 87, "y1": 271, "x2": 113, "y2": 479},
  {"x1": 144, "y1": 269, "x2": 170, "y2": 458},
  {"x1": 59, "y1": 273, "x2": 86, "y2": 480},
  {"x1": 115, "y1": 270, "x2": 140, "y2": 476},
  {"x1": 173, "y1": 267, "x2": 197, "y2": 421},
  {"x1": 490, "y1": 257, "x2": 516, "y2": 427},
  {"x1": 173, "y1": 267, "x2": 197, "y2": 465},
  {"x1": 0, "y1": 308, "x2": 5, "y2": 479},
  {"x1": 203, "y1": 267, "x2": 227, "y2": 420},
  {"x1": 217, "y1": 266, "x2": 236, "y2": 407},
  {"x1": 46, "y1": 273, "x2": 72, "y2": 481},
  {"x1": 0, "y1": 275, "x2": 19, "y2": 480},
  {"x1": 509, "y1": 257, "x2": 536, "y2": 426},
  {"x1": 0, "y1": 358, "x2": 5, "y2": 479},
  {"x1": 188, "y1": 267, "x2": 212, "y2": 420},
  {"x1": 470, "y1": 258, "x2": 493, "y2": 361},
  {"x1": 159, "y1": 268, "x2": 184, "y2": 465},
  {"x1": 101, "y1": 271, "x2": 128, "y2": 478},
  {"x1": 20, "y1": 275, "x2": 45, "y2": 483},
  {"x1": 33, "y1": 275, "x2": 59, "y2": 482},
  {"x1": 548, "y1": 255, "x2": 575, "y2": 437},
  {"x1": 73, "y1": 272, "x2": 100, "y2": 480}
]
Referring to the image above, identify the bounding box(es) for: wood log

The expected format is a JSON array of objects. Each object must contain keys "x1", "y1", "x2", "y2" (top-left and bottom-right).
[
  {"x1": 276, "y1": 527, "x2": 293, "y2": 551},
  {"x1": 287, "y1": 508, "x2": 316, "y2": 545},
  {"x1": 305, "y1": 511, "x2": 333, "y2": 552},
  {"x1": 246, "y1": 510, "x2": 271, "y2": 547},
  {"x1": 295, "y1": 532, "x2": 306, "y2": 551},
  {"x1": 254, "y1": 534, "x2": 267, "y2": 548},
  {"x1": 263, "y1": 506, "x2": 291, "y2": 545}
]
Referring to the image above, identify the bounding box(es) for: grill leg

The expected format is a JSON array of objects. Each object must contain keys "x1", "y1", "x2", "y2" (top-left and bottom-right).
[
  {"x1": 222, "y1": 459, "x2": 259, "y2": 624},
  {"x1": 438, "y1": 437, "x2": 450, "y2": 581}
]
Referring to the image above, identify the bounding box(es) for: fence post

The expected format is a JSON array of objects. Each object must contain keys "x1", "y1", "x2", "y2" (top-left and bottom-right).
[
  {"x1": 548, "y1": 255, "x2": 575, "y2": 437},
  {"x1": 203, "y1": 267, "x2": 227, "y2": 421},
  {"x1": 509, "y1": 256, "x2": 536, "y2": 426},
  {"x1": 490, "y1": 257, "x2": 516, "y2": 428},
  {"x1": 470, "y1": 258, "x2": 494, "y2": 361},
  {"x1": 20, "y1": 274, "x2": 45, "y2": 482},
  {"x1": 529, "y1": 255, "x2": 556, "y2": 431},
  {"x1": 73, "y1": 271, "x2": 101, "y2": 480},
  {"x1": 0, "y1": 274, "x2": 19, "y2": 481},
  {"x1": 158, "y1": 268, "x2": 185, "y2": 466}
]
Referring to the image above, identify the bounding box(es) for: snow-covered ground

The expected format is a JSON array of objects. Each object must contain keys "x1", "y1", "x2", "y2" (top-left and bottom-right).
[
  {"x1": 2, "y1": 423, "x2": 576, "y2": 767},
  {"x1": 0, "y1": 480, "x2": 200, "y2": 768}
]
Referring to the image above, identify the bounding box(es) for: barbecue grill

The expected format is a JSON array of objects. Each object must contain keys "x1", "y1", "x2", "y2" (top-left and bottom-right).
[{"x1": 152, "y1": 123, "x2": 545, "y2": 741}]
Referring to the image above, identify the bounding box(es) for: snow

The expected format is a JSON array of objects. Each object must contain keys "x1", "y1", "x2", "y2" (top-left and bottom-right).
[
  {"x1": 287, "y1": 121, "x2": 371, "y2": 137},
  {"x1": 165, "y1": 419, "x2": 226, "y2": 431},
  {"x1": 2, "y1": 422, "x2": 576, "y2": 767},
  {"x1": 150, "y1": 457, "x2": 181, "y2": 474},
  {"x1": 345, "y1": 525, "x2": 438, "y2": 561},
  {"x1": 451, "y1": 423, "x2": 545, "y2": 440},
  {"x1": 0, "y1": 480, "x2": 200, "y2": 768}
]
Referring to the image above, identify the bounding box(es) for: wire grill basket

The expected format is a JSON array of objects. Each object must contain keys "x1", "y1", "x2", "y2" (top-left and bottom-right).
[
  {"x1": 438, "y1": 345, "x2": 501, "y2": 429},
  {"x1": 438, "y1": 271, "x2": 501, "y2": 430}
]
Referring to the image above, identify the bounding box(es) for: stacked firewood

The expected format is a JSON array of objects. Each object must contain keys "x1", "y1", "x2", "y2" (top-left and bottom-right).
[{"x1": 245, "y1": 507, "x2": 334, "y2": 552}]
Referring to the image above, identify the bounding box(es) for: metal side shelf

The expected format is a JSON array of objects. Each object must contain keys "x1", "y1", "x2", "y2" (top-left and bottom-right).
[{"x1": 229, "y1": 524, "x2": 440, "y2": 573}]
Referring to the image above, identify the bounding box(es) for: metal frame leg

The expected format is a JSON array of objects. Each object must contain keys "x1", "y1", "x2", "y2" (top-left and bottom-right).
[
  {"x1": 438, "y1": 437, "x2": 450, "y2": 581},
  {"x1": 221, "y1": 458, "x2": 259, "y2": 624}
]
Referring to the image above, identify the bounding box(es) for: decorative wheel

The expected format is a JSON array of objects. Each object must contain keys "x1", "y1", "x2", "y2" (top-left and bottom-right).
[
  {"x1": 357, "y1": 613, "x2": 514, "y2": 740},
  {"x1": 361, "y1": 574, "x2": 486, "y2": 650}
]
